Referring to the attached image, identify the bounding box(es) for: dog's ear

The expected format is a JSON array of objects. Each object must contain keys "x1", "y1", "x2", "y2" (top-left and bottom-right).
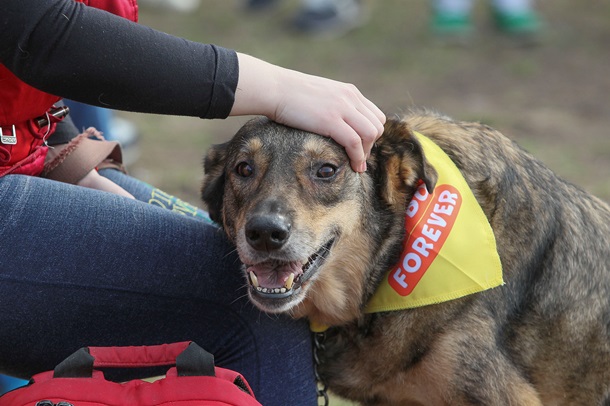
[
  {"x1": 371, "y1": 119, "x2": 438, "y2": 207},
  {"x1": 201, "y1": 142, "x2": 229, "y2": 225},
  {"x1": 407, "y1": 132, "x2": 437, "y2": 195}
]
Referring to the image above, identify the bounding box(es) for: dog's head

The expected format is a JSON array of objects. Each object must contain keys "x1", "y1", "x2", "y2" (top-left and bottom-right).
[{"x1": 202, "y1": 117, "x2": 437, "y2": 326}]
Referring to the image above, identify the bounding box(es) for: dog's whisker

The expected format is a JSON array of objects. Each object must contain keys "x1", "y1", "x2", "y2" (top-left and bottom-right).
[
  {"x1": 230, "y1": 286, "x2": 252, "y2": 306},
  {"x1": 224, "y1": 246, "x2": 239, "y2": 259}
]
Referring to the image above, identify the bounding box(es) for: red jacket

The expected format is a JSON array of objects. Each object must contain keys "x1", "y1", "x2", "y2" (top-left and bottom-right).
[{"x1": 0, "y1": 0, "x2": 138, "y2": 177}]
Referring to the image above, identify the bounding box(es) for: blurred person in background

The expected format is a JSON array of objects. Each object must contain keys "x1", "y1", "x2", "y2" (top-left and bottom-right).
[
  {"x1": 138, "y1": 0, "x2": 200, "y2": 13},
  {"x1": 247, "y1": 0, "x2": 366, "y2": 37},
  {"x1": 432, "y1": 0, "x2": 542, "y2": 41}
]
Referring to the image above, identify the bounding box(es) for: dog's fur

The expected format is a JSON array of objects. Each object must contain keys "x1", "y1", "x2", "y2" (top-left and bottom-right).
[{"x1": 202, "y1": 109, "x2": 610, "y2": 405}]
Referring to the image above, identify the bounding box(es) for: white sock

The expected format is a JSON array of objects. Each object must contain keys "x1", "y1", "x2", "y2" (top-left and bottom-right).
[
  {"x1": 434, "y1": 0, "x2": 534, "y2": 15},
  {"x1": 433, "y1": 0, "x2": 473, "y2": 15}
]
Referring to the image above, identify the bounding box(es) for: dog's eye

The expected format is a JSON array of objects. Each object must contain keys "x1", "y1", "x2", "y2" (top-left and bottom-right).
[
  {"x1": 235, "y1": 162, "x2": 254, "y2": 177},
  {"x1": 316, "y1": 164, "x2": 337, "y2": 179}
]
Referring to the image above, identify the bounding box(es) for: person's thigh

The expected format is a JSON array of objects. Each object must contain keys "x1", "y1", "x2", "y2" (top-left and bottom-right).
[{"x1": 0, "y1": 174, "x2": 316, "y2": 405}]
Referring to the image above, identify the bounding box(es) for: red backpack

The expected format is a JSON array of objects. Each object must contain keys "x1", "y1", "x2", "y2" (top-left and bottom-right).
[{"x1": 0, "y1": 342, "x2": 262, "y2": 406}]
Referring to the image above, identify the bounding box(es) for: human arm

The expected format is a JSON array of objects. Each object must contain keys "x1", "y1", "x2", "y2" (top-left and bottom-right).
[
  {"x1": 1, "y1": 0, "x2": 384, "y2": 171},
  {"x1": 77, "y1": 169, "x2": 135, "y2": 198},
  {"x1": 46, "y1": 115, "x2": 135, "y2": 197},
  {"x1": 1, "y1": 0, "x2": 236, "y2": 118},
  {"x1": 231, "y1": 54, "x2": 385, "y2": 172}
]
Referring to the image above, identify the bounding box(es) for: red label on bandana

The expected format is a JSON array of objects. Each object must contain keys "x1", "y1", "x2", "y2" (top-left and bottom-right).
[{"x1": 389, "y1": 184, "x2": 462, "y2": 296}]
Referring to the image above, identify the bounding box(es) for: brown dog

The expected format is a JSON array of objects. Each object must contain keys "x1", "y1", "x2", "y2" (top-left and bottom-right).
[{"x1": 201, "y1": 109, "x2": 610, "y2": 405}]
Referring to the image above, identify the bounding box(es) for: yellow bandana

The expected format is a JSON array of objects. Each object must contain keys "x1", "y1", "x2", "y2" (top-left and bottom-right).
[{"x1": 365, "y1": 132, "x2": 503, "y2": 313}]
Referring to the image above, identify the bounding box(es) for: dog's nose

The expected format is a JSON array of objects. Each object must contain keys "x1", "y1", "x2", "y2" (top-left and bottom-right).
[{"x1": 245, "y1": 215, "x2": 291, "y2": 251}]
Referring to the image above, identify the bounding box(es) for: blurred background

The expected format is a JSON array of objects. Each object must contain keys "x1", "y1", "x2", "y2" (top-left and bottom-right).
[
  {"x1": 2, "y1": 0, "x2": 609, "y2": 403},
  {"x1": 124, "y1": 0, "x2": 609, "y2": 206}
]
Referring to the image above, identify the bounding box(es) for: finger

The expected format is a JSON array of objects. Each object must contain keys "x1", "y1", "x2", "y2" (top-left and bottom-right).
[
  {"x1": 356, "y1": 95, "x2": 386, "y2": 141},
  {"x1": 342, "y1": 108, "x2": 383, "y2": 161},
  {"x1": 332, "y1": 86, "x2": 384, "y2": 153},
  {"x1": 337, "y1": 83, "x2": 385, "y2": 132},
  {"x1": 327, "y1": 120, "x2": 367, "y2": 172},
  {"x1": 352, "y1": 119, "x2": 377, "y2": 161}
]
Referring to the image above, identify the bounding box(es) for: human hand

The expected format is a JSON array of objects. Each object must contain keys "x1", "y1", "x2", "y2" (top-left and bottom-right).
[
  {"x1": 77, "y1": 169, "x2": 135, "y2": 199},
  {"x1": 231, "y1": 53, "x2": 386, "y2": 172}
]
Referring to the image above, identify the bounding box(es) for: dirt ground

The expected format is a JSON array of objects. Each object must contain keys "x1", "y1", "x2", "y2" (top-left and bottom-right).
[{"x1": 126, "y1": 0, "x2": 609, "y2": 206}]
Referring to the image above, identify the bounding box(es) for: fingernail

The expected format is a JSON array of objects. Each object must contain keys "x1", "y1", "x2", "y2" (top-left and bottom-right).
[{"x1": 360, "y1": 162, "x2": 367, "y2": 172}]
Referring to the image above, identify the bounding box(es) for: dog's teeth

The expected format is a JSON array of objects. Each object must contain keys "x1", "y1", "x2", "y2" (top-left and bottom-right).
[
  {"x1": 285, "y1": 273, "x2": 295, "y2": 290},
  {"x1": 253, "y1": 275, "x2": 293, "y2": 294},
  {"x1": 249, "y1": 272, "x2": 259, "y2": 288}
]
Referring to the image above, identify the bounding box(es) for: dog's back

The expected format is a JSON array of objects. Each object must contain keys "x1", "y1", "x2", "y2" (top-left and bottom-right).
[{"x1": 409, "y1": 110, "x2": 610, "y2": 404}]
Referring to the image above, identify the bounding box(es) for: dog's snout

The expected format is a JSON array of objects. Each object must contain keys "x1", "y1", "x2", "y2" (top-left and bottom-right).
[{"x1": 245, "y1": 215, "x2": 291, "y2": 251}]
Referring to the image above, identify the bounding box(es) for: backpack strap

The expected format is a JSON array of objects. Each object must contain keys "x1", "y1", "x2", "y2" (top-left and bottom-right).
[{"x1": 53, "y1": 342, "x2": 215, "y2": 378}]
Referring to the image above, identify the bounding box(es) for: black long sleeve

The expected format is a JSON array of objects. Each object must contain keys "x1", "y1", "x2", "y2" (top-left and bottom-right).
[{"x1": 0, "y1": 0, "x2": 239, "y2": 119}]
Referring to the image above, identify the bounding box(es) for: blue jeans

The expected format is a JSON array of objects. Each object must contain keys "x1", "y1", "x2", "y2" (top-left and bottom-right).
[
  {"x1": 0, "y1": 170, "x2": 317, "y2": 406},
  {"x1": 63, "y1": 100, "x2": 112, "y2": 137}
]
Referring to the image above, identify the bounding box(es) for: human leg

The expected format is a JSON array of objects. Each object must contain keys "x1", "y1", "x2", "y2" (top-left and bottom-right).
[
  {"x1": 431, "y1": 0, "x2": 474, "y2": 38},
  {"x1": 0, "y1": 174, "x2": 316, "y2": 405},
  {"x1": 98, "y1": 168, "x2": 212, "y2": 222},
  {"x1": 433, "y1": 0, "x2": 473, "y2": 16},
  {"x1": 63, "y1": 100, "x2": 113, "y2": 135},
  {"x1": 492, "y1": 0, "x2": 534, "y2": 14},
  {"x1": 292, "y1": 0, "x2": 365, "y2": 37},
  {"x1": 491, "y1": 0, "x2": 541, "y2": 36}
]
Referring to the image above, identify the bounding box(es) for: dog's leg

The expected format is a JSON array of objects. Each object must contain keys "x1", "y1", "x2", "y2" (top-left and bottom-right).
[{"x1": 429, "y1": 326, "x2": 543, "y2": 406}]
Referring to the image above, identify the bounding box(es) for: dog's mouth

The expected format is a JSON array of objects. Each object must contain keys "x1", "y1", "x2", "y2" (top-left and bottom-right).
[{"x1": 246, "y1": 238, "x2": 335, "y2": 299}]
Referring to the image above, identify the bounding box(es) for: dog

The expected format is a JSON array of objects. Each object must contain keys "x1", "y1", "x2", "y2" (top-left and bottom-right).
[{"x1": 201, "y1": 109, "x2": 610, "y2": 405}]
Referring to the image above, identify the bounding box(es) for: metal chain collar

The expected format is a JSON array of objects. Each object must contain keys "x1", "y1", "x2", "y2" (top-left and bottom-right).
[{"x1": 313, "y1": 331, "x2": 329, "y2": 406}]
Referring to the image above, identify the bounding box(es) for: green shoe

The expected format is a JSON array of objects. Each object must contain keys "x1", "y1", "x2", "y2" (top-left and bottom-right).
[
  {"x1": 431, "y1": 12, "x2": 474, "y2": 37},
  {"x1": 494, "y1": 10, "x2": 541, "y2": 35}
]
